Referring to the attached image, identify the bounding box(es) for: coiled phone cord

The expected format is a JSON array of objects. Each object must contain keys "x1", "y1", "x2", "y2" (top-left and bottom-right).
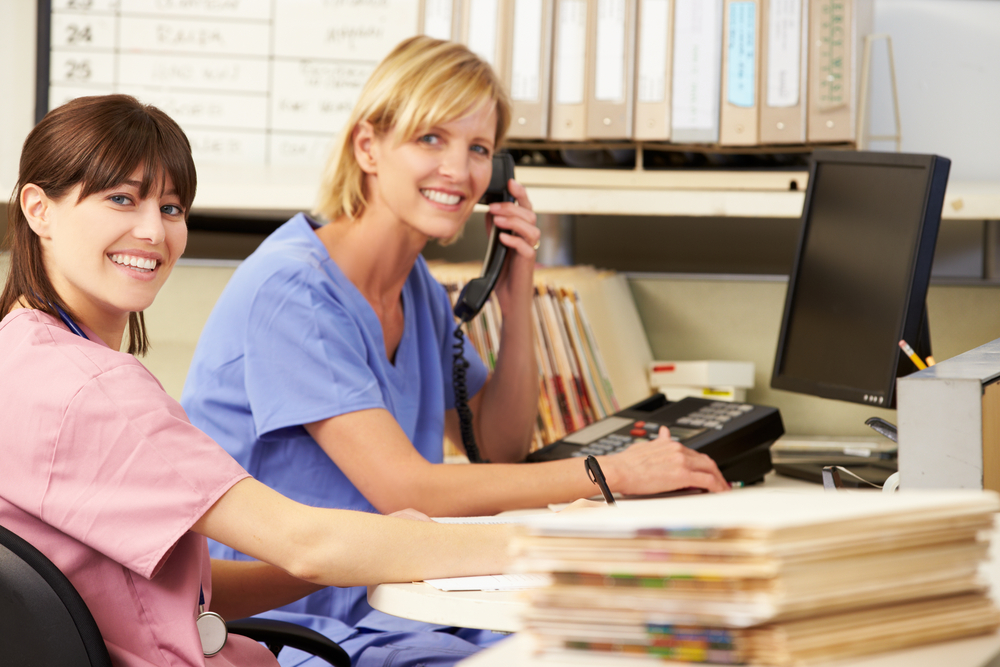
[{"x1": 452, "y1": 326, "x2": 488, "y2": 463}]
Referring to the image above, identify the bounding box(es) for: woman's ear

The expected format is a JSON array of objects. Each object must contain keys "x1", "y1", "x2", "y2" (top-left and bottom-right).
[
  {"x1": 20, "y1": 184, "x2": 54, "y2": 239},
  {"x1": 353, "y1": 121, "x2": 379, "y2": 175}
]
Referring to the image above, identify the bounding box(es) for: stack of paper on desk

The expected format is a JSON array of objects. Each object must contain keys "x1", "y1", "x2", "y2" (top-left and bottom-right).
[{"x1": 511, "y1": 490, "x2": 1000, "y2": 665}]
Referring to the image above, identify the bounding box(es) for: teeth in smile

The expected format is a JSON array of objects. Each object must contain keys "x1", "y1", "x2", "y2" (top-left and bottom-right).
[
  {"x1": 110, "y1": 254, "x2": 157, "y2": 272},
  {"x1": 421, "y1": 189, "x2": 461, "y2": 206}
]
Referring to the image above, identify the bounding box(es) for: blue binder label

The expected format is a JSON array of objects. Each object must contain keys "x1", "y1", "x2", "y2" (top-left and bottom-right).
[{"x1": 727, "y1": 2, "x2": 756, "y2": 108}]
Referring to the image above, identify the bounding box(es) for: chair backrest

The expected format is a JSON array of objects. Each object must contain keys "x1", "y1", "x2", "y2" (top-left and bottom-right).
[{"x1": 0, "y1": 523, "x2": 112, "y2": 667}]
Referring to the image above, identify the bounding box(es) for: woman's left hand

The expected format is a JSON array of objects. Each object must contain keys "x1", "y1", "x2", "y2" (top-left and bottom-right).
[
  {"x1": 485, "y1": 178, "x2": 538, "y2": 312},
  {"x1": 389, "y1": 508, "x2": 433, "y2": 522}
]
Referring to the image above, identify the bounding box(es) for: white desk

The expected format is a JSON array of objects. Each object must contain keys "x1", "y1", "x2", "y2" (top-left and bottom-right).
[{"x1": 367, "y1": 584, "x2": 525, "y2": 633}]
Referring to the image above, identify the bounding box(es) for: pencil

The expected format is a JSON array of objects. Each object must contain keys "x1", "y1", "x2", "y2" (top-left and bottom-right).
[{"x1": 898, "y1": 340, "x2": 928, "y2": 370}]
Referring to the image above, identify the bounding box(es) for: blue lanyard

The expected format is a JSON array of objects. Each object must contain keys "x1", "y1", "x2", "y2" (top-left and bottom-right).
[{"x1": 54, "y1": 305, "x2": 89, "y2": 340}]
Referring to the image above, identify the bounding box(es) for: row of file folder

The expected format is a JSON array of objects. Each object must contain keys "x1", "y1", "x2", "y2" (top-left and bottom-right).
[
  {"x1": 429, "y1": 262, "x2": 636, "y2": 455},
  {"x1": 420, "y1": 0, "x2": 873, "y2": 146}
]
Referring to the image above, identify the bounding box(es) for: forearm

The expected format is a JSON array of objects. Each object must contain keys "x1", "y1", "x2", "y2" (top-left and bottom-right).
[
  {"x1": 196, "y1": 479, "x2": 515, "y2": 592},
  {"x1": 476, "y1": 304, "x2": 539, "y2": 462},
  {"x1": 396, "y1": 456, "x2": 599, "y2": 516},
  {"x1": 307, "y1": 409, "x2": 597, "y2": 516},
  {"x1": 197, "y1": 479, "x2": 517, "y2": 590},
  {"x1": 209, "y1": 559, "x2": 324, "y2": 621},
  {"x1": 288, "y1": 510, "x2": 515, "y2": 587}
]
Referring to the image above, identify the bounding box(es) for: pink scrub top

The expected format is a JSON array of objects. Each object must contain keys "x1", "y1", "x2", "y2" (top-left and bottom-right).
[{"x1": 0, "y1": 309, "x2": 278, "y2": 667}]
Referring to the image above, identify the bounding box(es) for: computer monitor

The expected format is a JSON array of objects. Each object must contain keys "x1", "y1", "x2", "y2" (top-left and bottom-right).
[{"x1": 771, "y1": 150, "x2": 951, "y2": 409}]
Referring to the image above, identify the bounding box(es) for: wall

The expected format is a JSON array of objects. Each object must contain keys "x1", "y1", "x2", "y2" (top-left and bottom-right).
[
  {"x1": 869, "y1": 0, "x2": 1000, "y2": 182},
  {"x1": 0, "y1": 1, "x2": 35, "y2": 198},
  {"x1": 631, "y1": 275, "x2": 1000, "y2": 436}
]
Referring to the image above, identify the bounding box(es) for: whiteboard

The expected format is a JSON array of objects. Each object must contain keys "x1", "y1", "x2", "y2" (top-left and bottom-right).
[{"x1": 41, "y1": 0, "x2": 422, "y2": 214}]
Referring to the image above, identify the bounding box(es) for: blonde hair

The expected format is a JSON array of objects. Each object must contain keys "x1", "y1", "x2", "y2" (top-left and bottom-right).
[{"x1": 315, "y1": 36, "x2": 511, "y2": 223}]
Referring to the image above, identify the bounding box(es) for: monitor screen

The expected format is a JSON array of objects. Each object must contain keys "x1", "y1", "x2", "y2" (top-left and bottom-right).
[{"x1": 771, "y1": 151, "x2": 951, "y2": 408}]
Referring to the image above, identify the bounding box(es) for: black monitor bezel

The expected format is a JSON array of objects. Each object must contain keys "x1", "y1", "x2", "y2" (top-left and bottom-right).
[{"x1": 770, "y1": 150, "x2": 950, "y2": 409}]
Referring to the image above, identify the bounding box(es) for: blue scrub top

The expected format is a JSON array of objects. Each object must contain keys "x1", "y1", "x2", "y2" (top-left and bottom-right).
[{"x1": 181, "y1": 213, "x2": 489, "y2": 635}]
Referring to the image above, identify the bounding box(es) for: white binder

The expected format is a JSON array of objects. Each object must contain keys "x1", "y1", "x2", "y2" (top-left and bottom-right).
[
  {"x1": 759, "y1": 0, "x2": 809, "y2": 144},
  {"x1": 507, "y1": 0, "x2": 555, "y2": 139},
  {"x1": 633, "y1": 0, "x2": 674, "y2": 141},
  {"x1": 549, "y1": 0, "x2": 589, "y2": 140},
  {"x1": 586, "y1": 0, "x2": 636, "y2": 139},
  {"x1": 671, "y1": 0, "x2": 725, "y2": 144}
]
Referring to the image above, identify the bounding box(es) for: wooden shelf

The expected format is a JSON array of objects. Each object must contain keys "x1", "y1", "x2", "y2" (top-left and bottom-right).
[
  {"x1": 517, "y1": 169, "x2": 1000, "y2": 220},
  {"x1": 942, "y1": 182, "x2": 1000, "y2": 221},
  {"x1": 518, "y1": 167, "x2": 807, "y2": 218},
  {"x1": 188, "y1": 164, "x2": 1000, "y2": 222}
]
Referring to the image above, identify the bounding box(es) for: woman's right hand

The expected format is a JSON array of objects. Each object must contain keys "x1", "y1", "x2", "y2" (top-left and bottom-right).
[{"x1": 603, "y1": 427, "x2": 731, "y2": 495}]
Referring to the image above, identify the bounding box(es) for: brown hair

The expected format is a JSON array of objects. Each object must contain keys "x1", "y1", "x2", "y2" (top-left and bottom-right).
[
  {"x1": 0, "y1": 94, "x2": 196, "y2": 355},
  {"x1": 315, "y1": 36, "x2": 511, "y2": 224}
]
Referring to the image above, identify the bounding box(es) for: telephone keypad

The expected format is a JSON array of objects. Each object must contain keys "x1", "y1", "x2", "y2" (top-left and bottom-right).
[{"x1": 568, "y1": 401, "x2": 755, "y2": 457}]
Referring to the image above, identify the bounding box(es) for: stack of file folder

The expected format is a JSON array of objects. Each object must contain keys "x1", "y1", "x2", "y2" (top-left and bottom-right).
[{"x1": 511, "y1": 490, "x2": 1000, "y2": 665}]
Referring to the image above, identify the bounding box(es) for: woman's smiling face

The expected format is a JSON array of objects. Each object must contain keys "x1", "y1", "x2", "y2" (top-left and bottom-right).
[
  {"x1": 362, "y1": 103, "x2": 497, "y2": 241},
  {"x1": 27, "y1": 166, "x2": 187, "y2": 327}
]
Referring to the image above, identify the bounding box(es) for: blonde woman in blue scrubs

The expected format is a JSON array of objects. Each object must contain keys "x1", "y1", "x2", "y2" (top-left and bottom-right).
[{"x1": 182, "y1": 36, "x2": 728, "y2": 666}]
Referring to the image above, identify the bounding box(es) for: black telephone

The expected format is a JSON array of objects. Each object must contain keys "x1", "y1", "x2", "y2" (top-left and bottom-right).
[
  {"x1": 451, "y1": 153, "x2": 517, "y2": 463},
  {"x1": 526, "y1": 394, "x2": 785, "y2": 486},
  {"x1": 453, "y1": 152, "x2": 517, "y2": 323}
]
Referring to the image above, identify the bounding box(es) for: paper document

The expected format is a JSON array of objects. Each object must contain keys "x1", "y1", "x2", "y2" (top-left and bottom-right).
[{"x1": 424, "y1": 573, "x2": 551, "y2": 591}]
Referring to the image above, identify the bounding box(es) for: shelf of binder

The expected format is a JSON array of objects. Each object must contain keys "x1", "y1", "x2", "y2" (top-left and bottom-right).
[{"x1": 649, "y1": 360, "x2": 755, "y2": 403}]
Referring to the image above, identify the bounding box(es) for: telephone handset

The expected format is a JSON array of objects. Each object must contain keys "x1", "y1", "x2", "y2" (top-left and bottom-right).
[
  {"x1": 451, "y1": 152, "x2": 516, "y2": 463},
  {"x1": 452, "y1": 152, "x2": 517, "y2": 323}
]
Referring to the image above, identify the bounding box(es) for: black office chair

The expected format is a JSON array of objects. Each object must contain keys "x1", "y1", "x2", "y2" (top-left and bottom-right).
[{"x1": 0, "y1": 523, "x2": 350, "y2": 667}]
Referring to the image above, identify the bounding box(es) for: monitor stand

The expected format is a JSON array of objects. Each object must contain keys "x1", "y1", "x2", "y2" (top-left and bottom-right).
[{"x1": 773, "y1": 416, "x2": 901, "y2": 488}]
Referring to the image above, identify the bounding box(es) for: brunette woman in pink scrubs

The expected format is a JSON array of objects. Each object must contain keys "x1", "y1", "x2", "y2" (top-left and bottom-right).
[{"x1": 0, "y1": 94, "x2": 509, "y2": 667}]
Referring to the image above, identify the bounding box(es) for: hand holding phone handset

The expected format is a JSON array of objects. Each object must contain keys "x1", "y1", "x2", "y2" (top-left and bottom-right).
[
  {"x1": 453, "y1": 153, "x2": 517, "y2": 322},
  {"x1": 452, "y1": 153, "x2": 517, "y2": 463}
]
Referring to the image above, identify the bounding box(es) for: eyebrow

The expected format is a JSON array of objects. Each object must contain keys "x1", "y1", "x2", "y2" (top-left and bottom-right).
[{"x1": 119, "y1": 179, "x2": 179, "y2": 198}]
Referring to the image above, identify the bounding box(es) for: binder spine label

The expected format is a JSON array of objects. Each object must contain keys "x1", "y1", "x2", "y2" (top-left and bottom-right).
[
  {"x1": 468, "y1": 0, "x2": 501, "y2": 66},
  {"x1": 512, "y1": 0, "x2": 545, "y2": 101},
  {"x1": 766, "y1": 0, "x2": 803, "y2": 107},
  {"x1": 816, "y1": 0, "x2": 848, "y2": 110},
  {"x1": 423, "y1": 0, "x2": 454, "y2": 39},
  {"x1": 637, "y1": 0, "x2": 670, "y2": 103},
  {"x1": 555, "y1": 0, "x2": 587, "y2": 105},
  {"x1": 595, "y1": 0, "x2": 627, "y2": 102},
  {"x1": 726, "y1": 1, "x2": 757, "y2": 107},
  {"x1": 672, "y1": 0, "x2": 724, "y2": 135}
]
